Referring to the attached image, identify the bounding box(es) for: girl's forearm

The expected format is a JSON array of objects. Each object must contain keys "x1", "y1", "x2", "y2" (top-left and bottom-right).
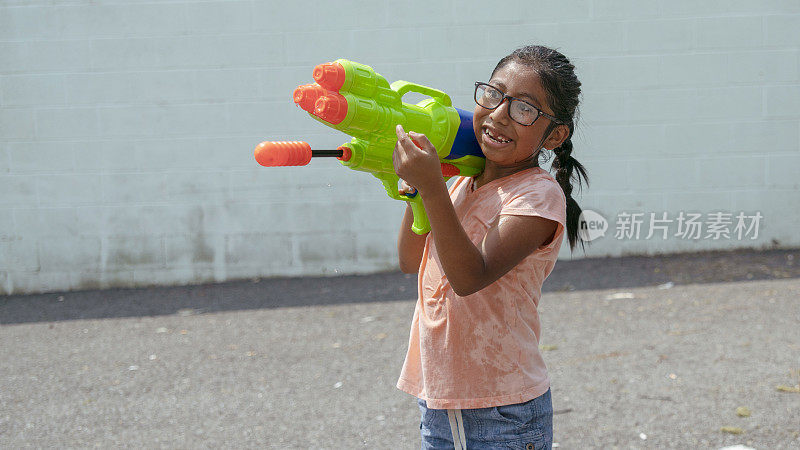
[{"x1": 420, "y1": 181, "x2": 487, "y2": 296}]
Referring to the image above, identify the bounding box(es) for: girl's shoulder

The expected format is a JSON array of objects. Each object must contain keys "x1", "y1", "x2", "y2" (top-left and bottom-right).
[{"x1": 499, "y1": 167, "x2": 564, "y2": 199}]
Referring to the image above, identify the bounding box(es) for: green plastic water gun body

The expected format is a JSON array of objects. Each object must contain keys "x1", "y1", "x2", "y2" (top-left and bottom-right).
[{"x1": 255, "y1": 59, "x2": 485, "y2": 234}]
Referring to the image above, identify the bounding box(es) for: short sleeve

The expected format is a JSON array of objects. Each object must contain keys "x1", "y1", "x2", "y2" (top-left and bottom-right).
[
  {"x1": 500, "y1": 179, "x2": 567, "y2": 226},
  {"x1": 500, "y1": 179, "x2": 567, "y2": 252}
]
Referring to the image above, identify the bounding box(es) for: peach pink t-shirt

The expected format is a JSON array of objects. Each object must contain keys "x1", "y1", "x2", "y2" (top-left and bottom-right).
[{"x1": 396, "y1": 167, "x2": 567, "y2": 410}]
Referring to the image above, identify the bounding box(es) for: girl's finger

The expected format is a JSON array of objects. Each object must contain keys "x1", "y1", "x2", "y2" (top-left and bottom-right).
[
  {"x1": 395, "y1": 124, "x2": 407, "y2": 140},
  {"x1": 408, "y1": 131, "x2": 435, "y2": 151}
]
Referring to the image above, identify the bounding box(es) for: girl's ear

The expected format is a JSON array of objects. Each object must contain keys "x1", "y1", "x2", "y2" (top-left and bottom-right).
[{"x1": 543, "y1": 124, "x2": 570, "y2": 150}]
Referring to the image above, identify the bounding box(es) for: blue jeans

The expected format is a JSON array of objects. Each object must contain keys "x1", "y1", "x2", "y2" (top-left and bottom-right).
[{"x1": 417, "y1": 389, "x2": 552, "y2": 450}]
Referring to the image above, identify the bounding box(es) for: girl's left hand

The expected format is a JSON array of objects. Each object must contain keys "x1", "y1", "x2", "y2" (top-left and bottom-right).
[{"x1": 392, "y1": 124, "x2": 442, "y2": 195}]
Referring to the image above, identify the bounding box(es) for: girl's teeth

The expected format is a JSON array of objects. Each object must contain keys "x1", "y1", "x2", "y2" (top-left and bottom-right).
[{"x1": 485, "y1": 129, "x2": 511, "y2": 143}]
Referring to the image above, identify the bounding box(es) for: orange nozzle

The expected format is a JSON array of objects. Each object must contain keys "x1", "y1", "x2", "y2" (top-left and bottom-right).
[
  {"x1": 313, "y1": 62, "x2": 346, "y2": 91},
  {"x1": 254, "y1": 141, "x2": 312, "y2": 167},
  {"x1": 337, "y1": 146, "x2": 351, "y2": 162},
  {"x1": 293, "y1": 84, "x2": 327, "y2": 113},
  {"x1": 313, "y1": 93, "x2": 348, "y2": 124}
]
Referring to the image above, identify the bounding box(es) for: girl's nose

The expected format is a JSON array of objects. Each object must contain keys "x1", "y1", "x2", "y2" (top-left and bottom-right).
[{"x1": 488, "y1": 99, "x2": 512, "y2": 124}]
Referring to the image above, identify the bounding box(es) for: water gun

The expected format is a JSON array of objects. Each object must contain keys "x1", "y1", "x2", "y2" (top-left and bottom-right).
[{"x1": 254, "y1": 59, "x2": 485, "y2": 234}]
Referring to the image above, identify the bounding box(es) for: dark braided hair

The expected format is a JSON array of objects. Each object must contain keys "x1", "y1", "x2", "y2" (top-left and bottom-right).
[{"x1": 492, "y1": 45, "x2": 589, "y2": 252}]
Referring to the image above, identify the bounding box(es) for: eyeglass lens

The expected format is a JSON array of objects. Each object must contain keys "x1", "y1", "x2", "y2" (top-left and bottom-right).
[{"x1": 475, "y1": 84, "x2": 538, "y2": 126}]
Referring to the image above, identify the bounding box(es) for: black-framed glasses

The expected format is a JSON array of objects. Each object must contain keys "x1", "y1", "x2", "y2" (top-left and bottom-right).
[{"x1": 474, "y1": 82, "x2": 564, "y2": 126}]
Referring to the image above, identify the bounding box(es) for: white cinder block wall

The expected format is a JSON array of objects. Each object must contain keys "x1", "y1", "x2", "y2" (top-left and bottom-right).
[{"x1": 1, "y1": 1, "x2": 799, "y2": 295}]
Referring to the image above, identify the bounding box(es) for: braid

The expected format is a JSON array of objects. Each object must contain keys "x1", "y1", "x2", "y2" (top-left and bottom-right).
[
  {"x1": 551, "y1": 123, "x2": 589, "y2": 251},
  {"x1": 494, "y1": 45, "x2": 590, "y2": 252}
]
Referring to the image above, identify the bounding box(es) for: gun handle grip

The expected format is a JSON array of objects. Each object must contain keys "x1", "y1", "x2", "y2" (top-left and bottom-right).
[{"x1": 408, "y1": 196, "x2": 431, "y2": 235}]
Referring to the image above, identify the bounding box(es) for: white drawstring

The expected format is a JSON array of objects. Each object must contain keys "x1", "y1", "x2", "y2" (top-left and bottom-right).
[{"x1": 447, "y1": 409, "x2": 467, "y2": 450}]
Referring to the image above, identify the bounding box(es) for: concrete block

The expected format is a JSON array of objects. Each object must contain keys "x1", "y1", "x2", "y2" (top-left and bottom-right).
[
  {"x1": 348, "y1": 29, "x2": 420, "y2": 64},
  {"x1": 580, "y1": 90, "x2": 628, "y2": 124},
  {"x1": 134, "y1": 138, "x2": 201, "y2": 171},
  {"x1": 158, "y1": 34, "x2": 283, "y2": 69},
  {"x1": 627, "y1": 158, "x2": 697, "y2": 192},
  {"x1": 13, "y1": 206, "x2": 77, "y2": 238},
  {"x1": 183, "y1": 136, "x2": 264, "y2": 170},
  {"x1": 696, "y1": 16, "x2": 763, "y2": 49},
  {"x1": 625, "y1": 88, "x2": 698, "y2": 123},
  {"x1": 101, "y1": 173, "x2": 166, "y2": 204},
  {"x1": 287, "y1": 200, "x2": 355, "y2": 234},
  {"x1": 60, "y1": 3, "x2": 186, "y2": 38},
  {"x1": 164, "y1": 233, "x2": 219, "y2": 266},
  {"x1": 1, "y1": 74, "x2": 65, "y2": 106},
  {"x1": 765, "y1": 85, "x2": 800, "y2": 118},
  {"x1": 580, "y1": 159, "x2": 630, "y2": 192},
  {"x1": 0, "y1": 145, "x2": 8, "y2": 174},
  {"x1": 694, "y1": 86, "x2": 762, "y2": 120},
  {"x1": 0, "y1": 175, "x2": 38, "y2": 207},
  {"x1": 7, "y1": 271, "x2": 73, "y2": 295},
  {"x1": 626, "y1": 19, "x2": 694, "y2": 52},
  {"x1": 294, "y1": 231, "x2": 356, "y2": 268},
  {"x1": 0, "y1": 40, "x2": 91, "y2": 74},
  {"x1": 223, "y1": 201, "x2": 288, "y2": 234},
  {"x1": 350, "y1": 200, "x2": 404, "y2": 234},
  {"x1": 593, "y1": 0, "x2": 659, "y2": 19},
  {"x1": 728, "y1": 50, "x2": 798, "y2": 83},
  {"x1": 730, "y1": 120, "x2": 799, "y2": 152},
  {"x1": 355, "y1": 230, "x2": 397, "y2": 265},
  {"x1": 161, "y1": 170, "x2": 229, "y2": 204},
  {"x1": 64, "y1": 71, "x2": 196, "y2": 105},
  {"x1": 185, "y1": 1, "x2": 253, "y2": 35},
  {"x1": 37, "y1": 173, "x2": 103, "y2": 207},
  {"x1": 0, "y1": 5, "x2": 60, "y2": 40},
  {"x1": 658, "y1": 53, "x2": 728, "y2": 87},
  {"x1": 194, "y1": 68, "x2": 261, "y2": 101},
  {"x1": 225, "y1": 232, "x2": 292, "y2": 266},
  {"x1": 418, "y1": 26, "x2": 491, "y2": 61},
  {"x1": 516, "y1": 0, "x2": 591, "y2": 22},
  {"x1": 765, "y1": 14, "x2": 800, "y2": 47},
  {"x1": 766, "y1": 154, "x2": 800, "y2": 189},
  {"x1": 554, "y1": 21, "x2": 626, "y2": 56},
  {"x1": 662, "y1": 122, "x2": 734, "y2": 155},
  {"x1": 0, "y1": 108, "x2": 36, "y2": 139},
  {"x1": 583, "y1": 55, "x2": 660, "y2": 90},
  {"x1": 227, "y1": 101, "x2": 290, "y2": 135},
  {"x1": 8, "y1": 141, "x2": 75, "y2": 173},
  {"x1": 38, "y1": 236, "x2": 101, "y2": 270},
  {"x1": 694, "y1": 156, "x2": 765, "y2": 189},
  {"x1": 35, "y1": 107, "x2": 98, "y2": 139},
  {"x1": 73, "y1": 140, "x2": 137, "y2": 172},
  {"x1": 284, "y1": 31, "x2": 355, "y2": 66},
  {"x1": 586, "y1": 124, "x2": 666, "y2": 156},
  {"x1": 105, "y1": 235, "x2": 165, "y2": 268},
  {"x1": 659, "y1": 0, "x2": 799, "y2": 17},
  {"x1": 159, "y1": 103, "x2": 229, "y2": 136},
  {"x1": 0, "y1": 235, "x2": 39, "y2": 271},
  {"x1": 90, "y1": 38, "x2": 163, "y2": 71},
  {"x1": 663, "y1": 191, "x2": 734, "y2": 216}
]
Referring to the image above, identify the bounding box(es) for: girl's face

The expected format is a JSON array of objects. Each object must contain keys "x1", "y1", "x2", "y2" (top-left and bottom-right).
[{"x1": 473, "y1": 61, "x2": 566, "y2": 167}]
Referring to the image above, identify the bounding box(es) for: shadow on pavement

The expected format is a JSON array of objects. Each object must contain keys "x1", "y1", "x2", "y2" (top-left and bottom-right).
[{"x1": 1, "y1": 248, "x2": 797, "y2": 325}]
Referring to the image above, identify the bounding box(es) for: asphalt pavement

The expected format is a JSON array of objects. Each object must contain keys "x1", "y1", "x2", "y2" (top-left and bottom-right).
[{"x1": 1, "y1": 248, "x2": 799, "y2": 449}]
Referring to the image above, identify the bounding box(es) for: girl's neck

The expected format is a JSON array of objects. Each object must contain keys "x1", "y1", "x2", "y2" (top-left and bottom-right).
[{"x1": 473, "y1": 157, "x2": 539, "y2": 190}]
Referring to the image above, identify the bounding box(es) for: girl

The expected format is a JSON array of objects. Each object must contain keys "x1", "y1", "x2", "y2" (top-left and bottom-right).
[{"x1": 393, "y1": 45, "x2": 588, "y2": 449}]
